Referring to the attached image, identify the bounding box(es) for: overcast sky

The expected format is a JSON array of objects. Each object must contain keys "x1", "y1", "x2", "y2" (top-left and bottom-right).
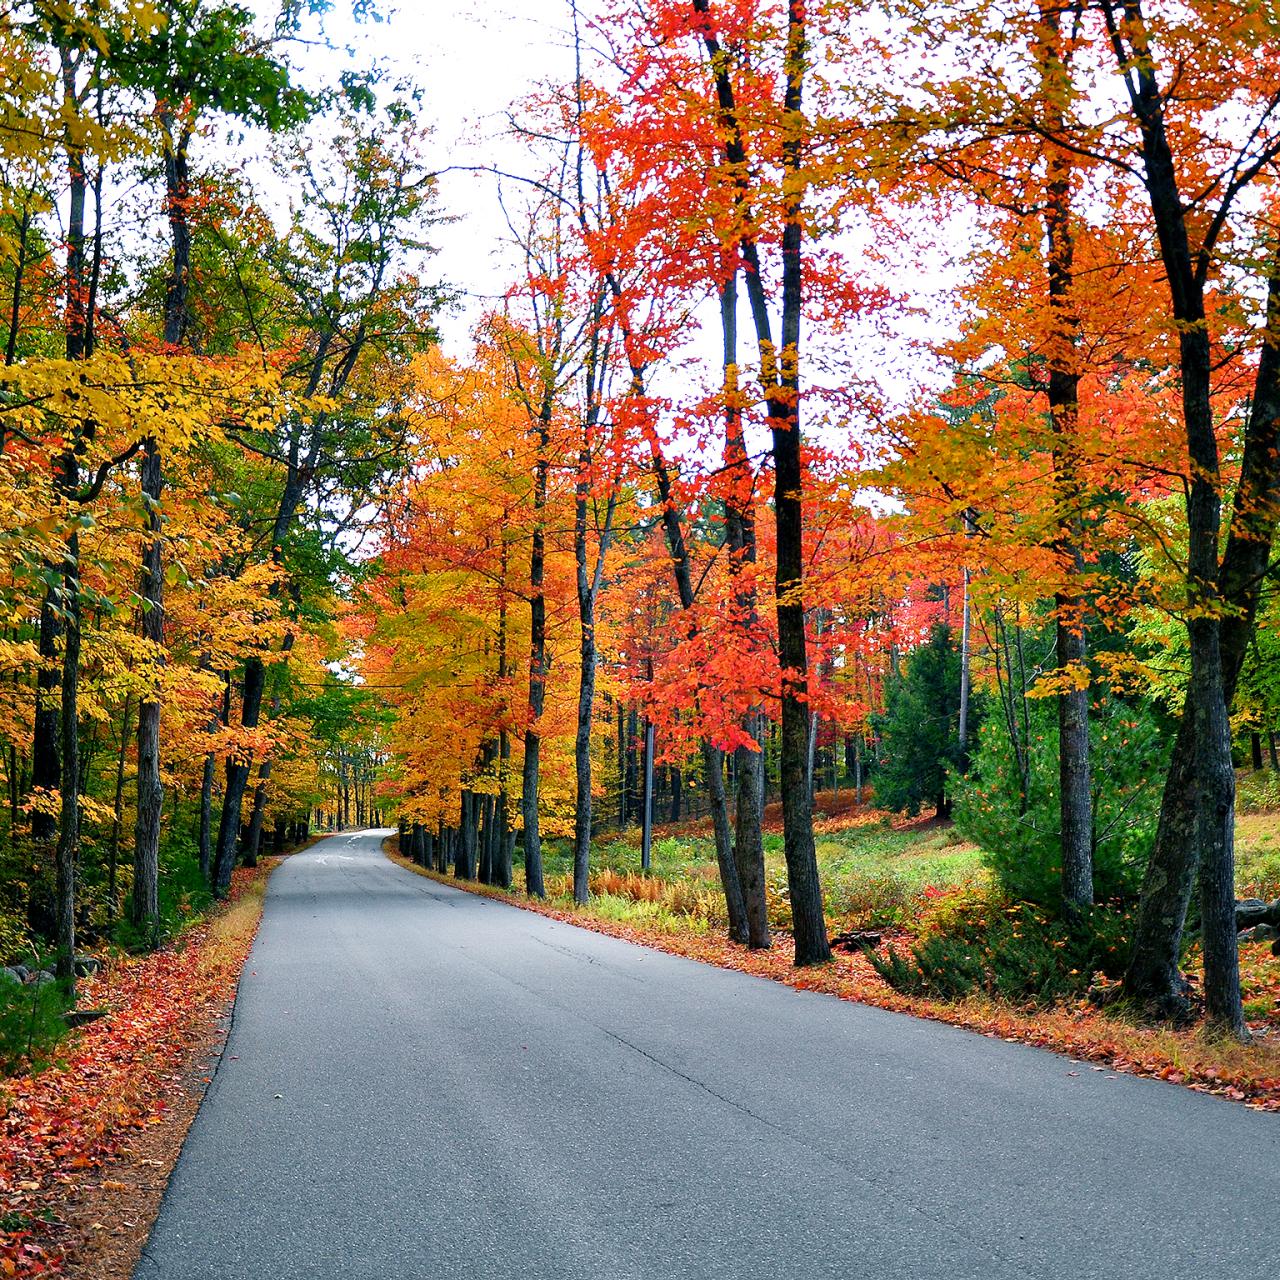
[
  {"x1": 269, "y1": 0, "x2": 960, "y2": 427},
  {"x1": 286, "y1": 0, "x2": 578, "y2": 354}
]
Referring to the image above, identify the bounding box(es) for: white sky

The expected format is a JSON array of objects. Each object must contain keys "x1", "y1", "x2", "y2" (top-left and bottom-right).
[
  {"x1": 267, "y1": 0, "x2": 963, "y2": 437},
  {"x1": 289, "y1": 0, "x2": 579, "y2": 354}
]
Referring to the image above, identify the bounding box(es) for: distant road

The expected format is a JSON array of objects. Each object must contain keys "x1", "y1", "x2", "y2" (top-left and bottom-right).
[{"x1": 137, "y1": 829, "x2": 1279, "y2": 1279}]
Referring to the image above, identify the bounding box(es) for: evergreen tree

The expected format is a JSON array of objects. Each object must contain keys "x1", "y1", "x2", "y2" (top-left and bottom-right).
[{"x1": 873, "y1": 624, "x2": 963, "y2": 818}]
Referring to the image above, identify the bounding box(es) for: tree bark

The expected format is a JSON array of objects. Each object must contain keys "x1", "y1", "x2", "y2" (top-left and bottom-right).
[
  {"x1": 53, "y1": 533, "x2": 81, "y2": 984},
  {"x1": 31, "y1": 592, "x2": 60, "y2": 844},
  {"x1": 721, "y1": 272, "x2": 770, "y2": 948},
  {"x1": 1108, "y1": 2, "x2": 1279, "y2": 1035},
  {"x1": 695, "y1": 0, "x2": 828, "y2": 963},
  {"x1": 1039, "y1": 4, "x2": 1093, "y2": 913},
  {"x1": 521, "y1": 404, "x2": 551, "y2": 898},
  {"x1": 213, "y1": 656, "x2": 266, "y2": 895},
  {"x1": 130, "y1": 436, "x2": 164, "y2": 929}
]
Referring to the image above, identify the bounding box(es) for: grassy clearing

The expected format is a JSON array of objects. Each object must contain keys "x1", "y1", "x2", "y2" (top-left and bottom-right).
[{"x1": 533, "y1": 799, "x2": 985, "y2": 935}]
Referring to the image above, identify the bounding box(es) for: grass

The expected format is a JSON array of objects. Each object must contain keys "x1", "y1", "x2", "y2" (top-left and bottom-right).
[{"x1": 529, "y1": 796, "x2": 985, "y2": 935}]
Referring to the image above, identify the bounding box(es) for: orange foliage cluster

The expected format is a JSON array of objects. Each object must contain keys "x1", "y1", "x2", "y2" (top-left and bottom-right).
[{"x1": 0, "y1": 865, "x2": 269, "y2": 1278}]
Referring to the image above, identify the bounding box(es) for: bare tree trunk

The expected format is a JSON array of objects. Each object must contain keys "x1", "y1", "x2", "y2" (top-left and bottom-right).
[
  {"x1": 522, "y1": 407, "x2": 550, "y2": 898},
  {"x1": 721, "y1": 273, "x2": 770, "y2": 948},
  {"x1": 1038, "y1": 7, "x2": 1093, "y2": 913},
  {"x1": 1108, "y1": 4, "x2": 1280, "y2": 1035},
  {"x1": 53, "y1": 534, "x2": 81, "y2": 985},
  {"x1": 695, "y1": 0, "x2": 828, "y2": 962},
  {"x1": 107, "y1": 691, "x2": 130, "y2": 925},
  {"x1": 130, "y1": 438, "x2": 164, "y2": 929}
]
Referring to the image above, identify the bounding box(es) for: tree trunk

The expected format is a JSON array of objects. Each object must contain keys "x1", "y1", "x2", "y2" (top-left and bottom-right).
[
  {"x1": 702, "y1": 742, "x2": 749, "y2": 943},
  {"x1": 458, "y1": 791, "x2": 476, "y2": 880},
  {"x1": 1107, "y1": 10, "x2": 1280, "y2": 1033},
  {"x1": 130, "y1": 437, "x2": 165, "y2": 930},
  {"x1": 31, "y1": 591, "x2": 60, "y2": 844},
  {"x1": 721, "y1": 272, "x2": 770, "y2": 948},
  {"x1": 1038, "y1": 8, "x2": 1093, "y2": 913},
  {"x1": 244, "y1": 761, "x2": 272, "y2": 869},
  {"x1": 53, "y1": 533, "x2": 81, "y2": 985},
  {"x1": 107, "y1": 691, "x2": 130, "y2": 925},
  {"x1": 521, "y1": 407, "x2": 550, "y2": 898},
  {"x1": 696, "y1": 0, "x2": 828, "y2": 963},
  {"x1": 734, "y1": 735, "x2": 770, "y2": 949},
  {"x1": 212, "y1": 656, "x2": 266, "y2": 895}
]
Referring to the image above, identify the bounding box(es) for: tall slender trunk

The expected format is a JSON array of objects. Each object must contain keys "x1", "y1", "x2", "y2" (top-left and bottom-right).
[
  {"x1": 572, "y1": 422, "x2": 616, "y2": 904},
  {"x1": 721, "y1": 273, "x2": 770, "y2": 948},
  {"x1": 50, "y1": 50, "x2": 92, "y2": 988},
  {"x1": 130, "y1": 438, "x2": 164, "y2": 928},
  {"x1": 31, "y1": 593, "x2": 61, "y2": 844},
  {"x1": 696, "y1": 0, "x2": 828, "y2": 962},
  {"x1": 1039, "y1": 4, "x2": 1093, "y2": 912},
  {"x1": 107, "y1": 691, "x2": 130, "y2": 925},
  {"x1": 572, "y1": 518, "x2": 598, "y2": 903},
  {"x1": 199, "y1": 672, "x2": 229, "y2": 883},
  {"x1": 522, "y1": 404, "x2": 551, "y2": 897},
  {"x1": 53, "y1": 533, "x2": 81, "y2": 983},
  {"x1": 212, "y1": 656, "x2": 266, "y2": 894},
  {"x1": 616, "y1": 699, "x2": 627, "y2": 827},
  {"x1": 458, "y1": 790, "x2": 476, "y2": 879},
  {"x1": 1105, "y1": 2, "x2": 1279, "y2": 1035}
]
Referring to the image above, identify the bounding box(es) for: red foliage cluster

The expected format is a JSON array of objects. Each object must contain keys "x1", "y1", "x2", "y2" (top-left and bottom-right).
[{"x1": 0, "y1": 866, "x2": 265, "y2": 1278}]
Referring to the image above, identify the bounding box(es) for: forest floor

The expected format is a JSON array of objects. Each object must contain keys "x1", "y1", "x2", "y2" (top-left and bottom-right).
[
  {"x1": 389, "y1": 781, "x2": 1280, "y2": 1114},
  {"x1": 0, "y1": 857, "x2": 282, "y2": 1280}
]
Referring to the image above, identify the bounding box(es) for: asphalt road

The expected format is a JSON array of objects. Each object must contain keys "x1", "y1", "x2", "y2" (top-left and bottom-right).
[{"x1": 137, "y1": 829, "x2": 1279, "y2": 1280}]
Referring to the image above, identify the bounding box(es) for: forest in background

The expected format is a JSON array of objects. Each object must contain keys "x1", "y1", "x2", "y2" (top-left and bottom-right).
[{"x1": 0, "y1": 0, "x2": 1279, "y2": 1054}]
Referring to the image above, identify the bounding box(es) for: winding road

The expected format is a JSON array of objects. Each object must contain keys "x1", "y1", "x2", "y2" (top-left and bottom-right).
[{"x1": 137, "y1": 829, "x2": 1278, "y2": 1280}]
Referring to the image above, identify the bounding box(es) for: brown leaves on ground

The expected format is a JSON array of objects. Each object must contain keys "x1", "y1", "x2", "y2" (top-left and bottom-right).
[{"x1": 0, "y1": 862, "x2": 274, "y2": 1279}]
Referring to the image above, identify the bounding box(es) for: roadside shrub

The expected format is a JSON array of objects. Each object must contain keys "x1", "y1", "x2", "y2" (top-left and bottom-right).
[
  {"x1": 823, "y1": 867, "x2": 921, "y2": 929},
  {"x1": 0, "y1": 968, "x2": 71, "y2": 1076},
  {"x1": 953, "y1": 693, "x2": 1167, "y2": 908},
  {"x1": 114, "y1": 844, "x2": 212, "y2": 952},
  {"x1": 867, "y1": 898, "x2": 1133, "y2": 1007}
]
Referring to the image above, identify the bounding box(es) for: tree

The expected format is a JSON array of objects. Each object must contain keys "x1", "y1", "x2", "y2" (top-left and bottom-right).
[
  {"x1": 210, "y1": 87, "x2": 443, "y2": 895},
  {"x1": 113, "y1": 0, "x2": 309, "y2": 932},
  {"x1": 873, "y1": 623, "x2": 963, "y2": 819}
]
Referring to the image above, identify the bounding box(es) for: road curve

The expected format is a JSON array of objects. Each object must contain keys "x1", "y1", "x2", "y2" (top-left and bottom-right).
[{"x1": 136, "y1": 829, "x2": 1278, "y2": 1280}]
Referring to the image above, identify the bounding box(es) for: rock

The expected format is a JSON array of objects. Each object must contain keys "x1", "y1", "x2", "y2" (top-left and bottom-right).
[
  {"x1": 73, "y1": 954, "x2": 103, "y2": 977},
  {"x1": 63, "y1": 1008, "x2": 108, "y2": 1029},
  {"x1": 0, "y1": 967, "x2": 22, "y2": 985},
  {"x1": 1236, "y1": 897, "x2": 1280, "y2": 930},
  {"x1": 830, "y1": 929, "x2": 882, "y2": 951},
  {"x1": 11, "y1": 964, "x2": 29, "y2": 983},
  {"x1": 34, "y1": 970, "x2": 56, "y2": 987},
  {"x1": 1239, "y1": 924, "x2": 1280, "y2": 944}
]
